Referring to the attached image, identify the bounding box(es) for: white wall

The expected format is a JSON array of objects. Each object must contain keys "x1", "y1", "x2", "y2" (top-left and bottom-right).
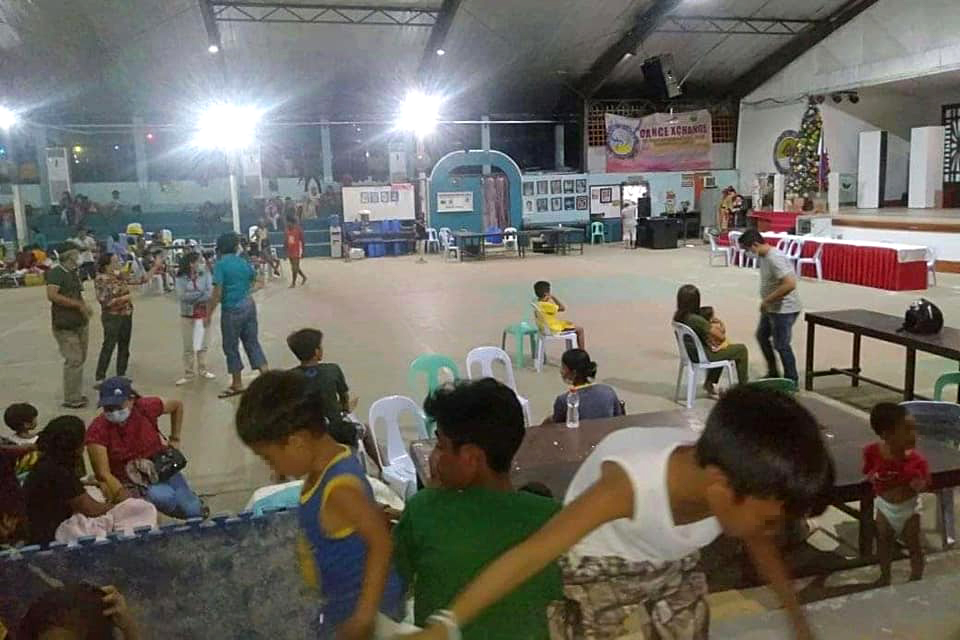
[
  {"x1": 745, "y1": 0, "x2": 960, "y2": 103},
  {"x1": 734, "y1": 101, "x2": 806, "y2": 193}
]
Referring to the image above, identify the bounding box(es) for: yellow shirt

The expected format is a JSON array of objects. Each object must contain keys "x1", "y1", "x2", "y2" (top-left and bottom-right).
[{"x1": 537, "y1": 300, "x2": 574, "y2": 333}]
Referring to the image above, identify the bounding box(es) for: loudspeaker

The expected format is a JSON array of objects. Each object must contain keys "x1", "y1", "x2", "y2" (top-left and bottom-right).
[{"x1": 642, "y1": 55, "x2": 681, "y2": 99}]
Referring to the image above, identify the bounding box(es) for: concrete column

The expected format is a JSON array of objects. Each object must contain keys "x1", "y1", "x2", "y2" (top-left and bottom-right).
[
  {"x1": 320, "y1": 124, "x2": 334, "y2": 185},
  {"x1": 12, "y1": 185, "x2": 26, "y2": 248},
  {"x1": 481, "y1": 115, "x2": 491, "y2": 175},
  {"x1": 554, "y1": 124, "x2": 565, "y2": 169},
  {"x1": 908, "y1": 126, "x2": 945, "y2": 208},
  {"x1": 773, "y1": 173, "x2": 785, "y2": 211},
  {"x1": 132, "y1": 116, "x2": 150, "y2": 209},
  {"x1": 229, "y1": 173, "x2": 241, "y2": 234},
  {"x1": 31, "y1": 125, "x2": 51, "y2": 211}
]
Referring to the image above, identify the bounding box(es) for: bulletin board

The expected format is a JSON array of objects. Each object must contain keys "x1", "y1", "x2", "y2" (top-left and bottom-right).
[
  {"x1": 590, "y1": 185, "x2": 622, "y2": 219},
  {"x1": 521, "y1": 176, "x2": 589, "y2": 219},
  {"x1": 342, "y1": 184, "x2": 415, "y2": 221}
]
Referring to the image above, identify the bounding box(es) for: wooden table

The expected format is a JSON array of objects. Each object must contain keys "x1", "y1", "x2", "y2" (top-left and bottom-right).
[
  {"x1": 510, "y1": 395, "x2": 960, "y2": 558},
  {"x1": 805, "y1": 309, "x2": 960, "y2": 400}
]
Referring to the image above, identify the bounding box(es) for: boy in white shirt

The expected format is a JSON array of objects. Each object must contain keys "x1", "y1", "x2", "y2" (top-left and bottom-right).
[{"x1": 406, "y1": 386, "x2": 835, "y2": 640}]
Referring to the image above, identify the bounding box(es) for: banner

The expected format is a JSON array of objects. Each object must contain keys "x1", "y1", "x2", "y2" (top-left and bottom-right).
[{"x1": 606, "y1": 110, "x2": 712, "y2": 172}]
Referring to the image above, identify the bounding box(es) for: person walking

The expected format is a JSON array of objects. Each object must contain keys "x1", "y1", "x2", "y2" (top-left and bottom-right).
[
  {"x1": 208, "y1": 233, "x2": 268, "y2": 398},
  {"x1": 93, "y1": 253, "x2": 162, "y2": 387},
  {"x1": 45, "y1": 248, "x2": 93, "y2": 409},
  {"x1": 174, "y1": 252, "x2": 216, "y2": 385},
  {"x1": 738, "y1": 229, "x2": 802, "y2": 383},
  {"x1": 284, "y1": 214, "x2": 306, "y2": 287}
]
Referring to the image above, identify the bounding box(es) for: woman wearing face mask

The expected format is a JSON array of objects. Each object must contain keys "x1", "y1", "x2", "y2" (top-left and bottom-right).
[
  {"x1": 174, "y1": 252, "x2": 216, "y2": 386},
  {"x1": 542, "y1": 348, "x2": 624, "y2": 424},
  {"x1": 93, "y1": 252, "x2": 162, "y2": 387},
  {"x1": 85, "y1": 377, "x2": 203, "y2": 519}
]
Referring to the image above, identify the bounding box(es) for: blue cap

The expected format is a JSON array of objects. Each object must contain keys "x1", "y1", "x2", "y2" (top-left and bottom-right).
[{"x1": 98, "y1": 377, "x2": 133, "y2": 408}]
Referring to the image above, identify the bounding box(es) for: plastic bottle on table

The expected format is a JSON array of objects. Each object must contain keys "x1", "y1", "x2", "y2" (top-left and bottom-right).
[{"x1": 566, "y1": 390, "x2": 580, "y2": 429}]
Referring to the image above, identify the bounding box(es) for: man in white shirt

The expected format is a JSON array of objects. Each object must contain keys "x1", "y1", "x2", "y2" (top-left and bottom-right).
[{"x1": 408, "y1": 386, "x2": 835, "y2": 640}]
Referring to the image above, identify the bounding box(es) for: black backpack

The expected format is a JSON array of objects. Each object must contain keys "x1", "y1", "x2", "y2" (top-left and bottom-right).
[{"x1": 901, "y1": 299, "x2": 943, "y2": 334}]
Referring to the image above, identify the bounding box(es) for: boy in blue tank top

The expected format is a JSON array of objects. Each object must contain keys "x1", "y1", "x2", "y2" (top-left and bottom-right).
[{"x1": 235, "y1": 370, "x2": 404, "y2": 639}]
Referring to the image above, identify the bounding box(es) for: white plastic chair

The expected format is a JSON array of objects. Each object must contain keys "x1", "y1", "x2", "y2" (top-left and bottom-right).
[
  {"x1": 784, "y1": 238, "x2": 804, "y2": 271},
  {"x1": 439, "y1": 229, "x2": 460, "y2": 262},
  {"x1": 530, "y1": 302, "x2": 578, "y2": 373},
  {"x1": 705, "y1": 231, "x2": 730, "y2": 266},
  {"x1": 926, "y1": 247, "x2": 937, "y2": 286},
  {"x1": 728, "y1": 231, "x2": 745, "y2": 267},
  {"x1": 502, "y1": 227, "x2": 519, "y2": 254},
  {"x1": 671, "y1": 322, "x2": 738, "y2": 409},
  {"x1": 796, "y1": 241, "x2": 823, "y2": 280},
  {"x1": 775, "y1": 236, "x2": 791, "y2": 252},
  {"x1": 465, "y1": 346, "x2": 532, "y2": 426},
  {"x1": 248, "y1": 225, "x2": 259, "y2": 241},
  {"x1": 425, "y1": 227, "x2": 440, "y2": 254},
  {"x1": 368, "y1": 395, "x2": 428, "y2": 500}
]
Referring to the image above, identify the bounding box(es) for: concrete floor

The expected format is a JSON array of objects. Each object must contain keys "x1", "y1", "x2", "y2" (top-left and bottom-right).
[{"x1": 4, "y1": 243, "x2": 960, "y2": 512}]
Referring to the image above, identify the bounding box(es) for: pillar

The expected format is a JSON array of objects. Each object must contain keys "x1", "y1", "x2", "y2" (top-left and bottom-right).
[
  {"x1": 773, "y1": 173, "x2": 785, "y2": 211},
  {"x1": 857, "y1": 130, "x2": 886, "y2": 209},
  {"x1": 481, "y1": 115, "x2": 491, "y2": 175},
  {"x1": 828, "y1": 171, "x2": 840, "y2": 213},
  {"x1": 320, "y1": 124, "x2": 333, "y2": 185},
  {"x1": 132, "y1": 116, "x2": 150, "y2": 210},
  {"x1": 554, "y1": 124, "x2": 565, "y2": 169},
  {"x1": 31, "y1": 124, "x2": 51, "y2": 211},
  {"x1": 908, "y1": 126, "x2": 945, "y2": 208}
]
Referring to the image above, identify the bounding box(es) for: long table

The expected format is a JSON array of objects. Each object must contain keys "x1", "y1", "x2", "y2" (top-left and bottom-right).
[
  {"x1": 453, "y1": 231, "x2": 522, "y2": 261},
  {"x1": 765, "y1": 232, "x2": 928, "y2": 291},
  {"x1": 521, "y1": 225, "x2": 585, "y2": 256},
  {"x1": 510, "y1": 395, "x2": 960, "y2": 558},
  {"x1": 805, "y1": 309, "x2": 960, "y2": 400}
]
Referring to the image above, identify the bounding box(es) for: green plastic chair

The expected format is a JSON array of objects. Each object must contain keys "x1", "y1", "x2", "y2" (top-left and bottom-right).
[
  {"x1": 409, "y1": 354, "x2": 460, "y2": 398},
  {"x1": 746, "y1": 378, "x2": 798, "y2": 394},
  {"x1": 590, "y1": 221, "x2": 605, "y2": 244},
  {"x1": 934, "y1": 372, "x2": 960, "y2": 401},
  {"x1": 501, "y1": 321, "x2": 539, "y2": 367}
]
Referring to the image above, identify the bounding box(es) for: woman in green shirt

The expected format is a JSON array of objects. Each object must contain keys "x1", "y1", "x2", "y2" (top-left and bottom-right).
[{"x1": 674, "y1": 284, "x2": 749, "y2": 396}]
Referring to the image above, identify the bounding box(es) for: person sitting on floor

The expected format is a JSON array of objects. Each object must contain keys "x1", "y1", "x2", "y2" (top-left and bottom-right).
[
  {"x1": 543, "y1": 349, "x2": 623, "y2": 425},
  {"x1": 393, "y1": 378, "x2": 562, "y2": 639},
  {"x1": 24, "y1": 415, "x2": 156, "y2": 546},
  {"x1": 534, "y1": 280, "x2": 585, "y2": 349},
  {"x1": 234, "y1": 370, "x2": 405, "y2": 638},
  {"x1": 18, "y1": 583, "x2": 141, "y2": 640},
  {"x1": 4, "y1": 402, "x2": 39, "y2": 446},
  {"x1": 674, "y1": 284, "x2": 749, "y2": 396},
  {"x1": 863, "y1": 403, "x2": 930, "y2": 586},
  {"x1": 406, "y1": 387, "x2": 835, "y2": 640}
]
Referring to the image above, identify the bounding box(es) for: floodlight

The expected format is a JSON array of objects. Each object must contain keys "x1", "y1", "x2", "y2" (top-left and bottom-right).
[
  {"x1": 0, "y1": 106, "x2": 18, "y2": 130},
  {"x1": 208, "y1": 44, "x2": 220, "y2": 54},
  {"x1": 397, "y1": 91, "x2": 441, "y2": 138},
  {"x1": 436, "y1": 48, "x2": 445, "y2": 56},
  {"x1": 194, "y1": 103, "x2": 261, "y2": 150}
]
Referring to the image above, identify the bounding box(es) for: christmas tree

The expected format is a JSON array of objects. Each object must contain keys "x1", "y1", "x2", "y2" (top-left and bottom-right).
[{"x1": 786, "y1": 100, "x2": 824, "y2": 197}]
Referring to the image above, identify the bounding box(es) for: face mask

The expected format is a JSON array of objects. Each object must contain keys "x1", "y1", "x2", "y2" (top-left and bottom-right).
[{"x1": 105, "y1": 407, "x2": 131, "y2": 424}]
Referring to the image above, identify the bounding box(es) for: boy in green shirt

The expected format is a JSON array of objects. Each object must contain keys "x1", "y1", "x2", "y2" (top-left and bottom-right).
[{"x1": 392, "y1": 378, "x2": 562, "y2": 639}]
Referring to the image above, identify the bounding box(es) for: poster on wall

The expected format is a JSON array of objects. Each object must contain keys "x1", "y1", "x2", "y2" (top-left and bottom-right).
[
  {"x1": 437, "y1": 191, "x2": 474, "y2": 212},
  {"x1": 605, "y1": 110, "x2": 712, "y2": 172},
  {"x1": 590, "y1": 185, "x2": 621, "y2": 219},
  {"x1": 563, "y1": 196, "x2": 575, "y2": 210},
  {"x1": 523, "y1": 182, "x2": 535, "y2": 196}
]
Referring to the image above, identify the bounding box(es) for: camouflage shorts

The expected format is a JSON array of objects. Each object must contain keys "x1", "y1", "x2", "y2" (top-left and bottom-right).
[{"x1": 547, "y1": 552, "x2": 708, "y2": 640}]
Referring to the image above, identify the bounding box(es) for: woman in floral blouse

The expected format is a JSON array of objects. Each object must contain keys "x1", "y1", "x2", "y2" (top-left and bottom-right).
[{"x1": 94, "y1": 252, "x2": 162, "y2": 386}]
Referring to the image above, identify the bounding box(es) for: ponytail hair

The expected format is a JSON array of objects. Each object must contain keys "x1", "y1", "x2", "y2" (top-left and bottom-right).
[{"x1": 561, "y1": 348, "x2": 597, "y2": 384}]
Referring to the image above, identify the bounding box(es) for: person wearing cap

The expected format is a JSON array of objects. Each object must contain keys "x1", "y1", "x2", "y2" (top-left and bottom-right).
[
  {"x1": 46, "y1": 246, "x2": 94, "y2": 409},
  {"x1": 85, "y1": 377, "x2": 203, "y2": 519}
]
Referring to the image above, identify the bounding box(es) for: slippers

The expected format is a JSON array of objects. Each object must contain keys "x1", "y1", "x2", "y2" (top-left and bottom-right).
[{"x1": 218, "y1": 388, "x2": 244, "y2": 399}]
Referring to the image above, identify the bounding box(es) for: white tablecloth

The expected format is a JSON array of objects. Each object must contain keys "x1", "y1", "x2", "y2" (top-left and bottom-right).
[{"x1": 763, "y1": 233, "x2": 928, "y2": 263}]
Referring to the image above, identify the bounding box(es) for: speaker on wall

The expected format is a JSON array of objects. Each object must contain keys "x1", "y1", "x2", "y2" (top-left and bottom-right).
[{"x1": 642, "y1": 54, "x2": 682, "y2": 99}]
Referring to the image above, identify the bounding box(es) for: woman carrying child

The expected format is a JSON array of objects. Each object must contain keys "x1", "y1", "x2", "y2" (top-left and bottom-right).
[
  {"x1": 174, "y1": 252, "x2": 217, "y2": 386},
  {"x1": 674, "y1": 284, "x2": 749, "y2": 396}
]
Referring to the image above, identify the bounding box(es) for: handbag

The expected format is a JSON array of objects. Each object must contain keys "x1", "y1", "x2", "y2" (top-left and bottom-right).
[{"x1": 150, "y1": 445, "x2": 187, "y2": 483}]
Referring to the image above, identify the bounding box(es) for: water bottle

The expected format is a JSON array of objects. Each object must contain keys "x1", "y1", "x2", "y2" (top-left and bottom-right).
[{"x1": 566, "y1": 390, "x2": 580, "y2": 429}]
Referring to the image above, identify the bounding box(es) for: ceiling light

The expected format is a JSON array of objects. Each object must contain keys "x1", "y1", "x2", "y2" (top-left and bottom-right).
[
  {"x1": 436, "y1": 48, "x2": 445, "y2": 56},
  {"x1": 208, "y1": 44, "x2": 220, "y2": 54},
  {"x1": 146, "y1": 133, "x2": 155, "y2": 141},
  {"x1": 397, "y1": 90, "x2": 442, "y2": 139},
  {"x1": 194, "y1": 103, "x2": 262, "y2": 151},
  {"x1": 0, "y1": 106, "x2": 18, "y2": 130},
  {"x1": 831, "y1": 93, "x2": 842, "y2": 103}
]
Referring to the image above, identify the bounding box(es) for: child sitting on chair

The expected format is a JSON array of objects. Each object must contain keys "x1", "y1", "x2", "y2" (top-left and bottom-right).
[
  {"x1": 699, "y1": 306, "x2": 729, "y2": 352},
  {"x1": 863, "y1": 403, "x2": 930, "y2": 585},
  {"x1": 534, "y1": 280, "x2": 585, "y2": 349}
]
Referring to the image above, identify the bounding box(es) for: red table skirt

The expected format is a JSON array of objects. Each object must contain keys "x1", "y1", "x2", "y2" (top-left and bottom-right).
[
  {"x1": 718, "y1": 234, "x2": 927, "y2": 291},
  {"x1": 748, "y1": 211, "x2": 802, "y2": 233}
]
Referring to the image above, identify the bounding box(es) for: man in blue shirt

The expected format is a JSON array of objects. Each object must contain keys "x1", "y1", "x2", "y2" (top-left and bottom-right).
[{"x1": 209, "y1": 233, "x2": 269, "y2": 398}]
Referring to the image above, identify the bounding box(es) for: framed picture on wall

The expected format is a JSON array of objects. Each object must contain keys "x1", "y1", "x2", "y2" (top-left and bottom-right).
[
  {"x1": 564, "y1": 196, "x2": 575, "y2": 210},
  {"x1": 382, "y1": 192, "x2": 391, "y2": 203},
  {"x1": 390, "y1": 191, "x2": 399, "y2": 202},
  {"x1": 551, "y1": 197, "x2": 562, "y2": 211},
  {"x1": 368, "y1": 192, "x2": 378, "y2": 203},
  {"x1": 563, "y1": 180, "x2": 574, "y2": 194},
  {"x1": 537, "y1": 180, "x2": 548, "y2": 195},
  {"x1": 576, "y1": 195, "x2": 588, "y2": 210},
  {"x1": 360, "y1": 192, "x2": 369, "y2": 203},
  {"x1": 525, "y1": 199, "x2": 534, "y2": 213},
  {"x1": 550, "y1": 180, "x2": 562, "y2": 194},
  {"x1": 536, "y1": 198, "x2": 549, "y2": 212},
  {"x1": 523, "y1": 182, "x2": 535, "y2": 196},
  {"x1": 575, "y1": 179, "x2": 587, "y2": 193},
  {"x1": 600, "y1": 187, "x2": 613, "y2": 204}
]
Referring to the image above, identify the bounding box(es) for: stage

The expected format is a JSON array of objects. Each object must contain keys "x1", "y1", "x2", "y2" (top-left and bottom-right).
[{"x1": 826, "y1": 207, "x2": 960, "y2": 269}]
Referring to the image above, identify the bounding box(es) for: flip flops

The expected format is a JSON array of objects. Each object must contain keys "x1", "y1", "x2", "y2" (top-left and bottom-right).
[{"x1": 218, "y1": 387, "x2": 244, "y2": 399}]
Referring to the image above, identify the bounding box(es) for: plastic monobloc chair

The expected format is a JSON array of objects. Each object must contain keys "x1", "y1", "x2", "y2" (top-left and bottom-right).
[
  {"x1": 369, "y1": 395, "x2": 428, "y2": 500},
  {"x1": 465, "y1": 346, "x2": 532, "y2": 426}
]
